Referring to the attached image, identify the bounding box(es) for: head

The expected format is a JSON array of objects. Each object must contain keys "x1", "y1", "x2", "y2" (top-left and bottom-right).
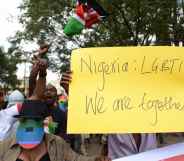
[
  {"x1": 44, "y1": 84, "x2": 57, "y2": 106},
  {"x1": 14, "y1": 100, "x2": 49, "y2": 150},
  {"x1": 7, "y1": 90, "x2": 24, "y2": 108},
  {"x1": 16, "y1": 118, "x2": 44, "y2": 149}
]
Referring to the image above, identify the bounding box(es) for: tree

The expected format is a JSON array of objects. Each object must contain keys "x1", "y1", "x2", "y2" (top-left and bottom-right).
[
  {"x1": 13, "y1": 0, "x2": 184, "y2": 72},
  {"x1": 0, "y1": 45, "x2": 22, "y2": 88}
]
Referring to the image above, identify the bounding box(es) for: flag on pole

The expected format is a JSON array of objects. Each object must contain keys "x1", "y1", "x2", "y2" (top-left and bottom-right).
[
  {"x1": 64, "y1": 0, "x2": 109, "y2": 36},
  {"x1": 64, "y1": 14, "x2": 85, "y2": 36}
]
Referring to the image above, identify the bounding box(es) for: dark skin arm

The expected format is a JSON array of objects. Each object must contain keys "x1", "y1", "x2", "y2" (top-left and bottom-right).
[
  {"x1": 29, "y1": 60, "x2": 40, "y2": 97},
  {"x1": 29, "y1": 58, "x2": 48, "y2": 100},
  {"x1": 29, "y1": 44, "x2": 49, "y2": 97},
  {"x1": 29, "y1": 44, "x2": 49, "y2": 100}
]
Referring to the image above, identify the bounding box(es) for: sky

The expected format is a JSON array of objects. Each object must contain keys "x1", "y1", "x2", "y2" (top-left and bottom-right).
[
  {"x1": 0, "y1": 0, "x2": 61, "y2": 91},
  {"x1": 0, "y1": 0, "x2": 22, "y2": 49}
]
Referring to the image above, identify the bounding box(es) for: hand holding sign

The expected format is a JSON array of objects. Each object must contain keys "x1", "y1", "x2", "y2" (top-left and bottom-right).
[{"x1": 60, "y1": 71, "x2": 72, "y2": 95}]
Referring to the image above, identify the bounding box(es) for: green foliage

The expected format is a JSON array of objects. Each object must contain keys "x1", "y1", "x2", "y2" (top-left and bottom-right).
[
  {"x1": 0, "y1": 45, "x2": 22, "y2": 88},
  {"x1": 13, "y1": 0, "x2": 184, "y2": 72}
]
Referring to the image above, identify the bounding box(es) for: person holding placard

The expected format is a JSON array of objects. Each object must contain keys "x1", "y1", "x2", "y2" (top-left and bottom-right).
[{"x1": 61, "y1": 72, "x2": 158, "y2": 160}]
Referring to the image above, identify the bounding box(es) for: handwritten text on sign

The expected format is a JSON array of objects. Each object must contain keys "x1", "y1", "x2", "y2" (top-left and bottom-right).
[{"x1": 68, "y1": 47, "x2": 184, "y2": 133}]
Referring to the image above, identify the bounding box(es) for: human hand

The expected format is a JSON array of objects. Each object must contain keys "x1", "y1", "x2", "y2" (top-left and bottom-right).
[
  {"x1": 32, "y1": 57, "x2": 47, "y2": 72},
  {"x1": 60, "y1": 71, "x2": 72, "y2": 95},
  {"x1": 37, "y1": 58, "x2": 48, "y2": 77},
  {"x1": 38, "y1": 44, "x2": 50, "y2": 57},
  {"x1": 32, "y1": 44, "x2": 50, "y2": 61},
  {"x1": 30, "y1": 59, "x2": 40, "y2": 77}
]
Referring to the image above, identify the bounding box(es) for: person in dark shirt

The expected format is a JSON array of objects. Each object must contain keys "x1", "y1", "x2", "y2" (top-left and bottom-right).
[
  {"x1": 28, "y1": 45, "x2": 80, "y2": 152},
  {"x1": 0, "y1": 100, "x2": 110, "y2": 161}
]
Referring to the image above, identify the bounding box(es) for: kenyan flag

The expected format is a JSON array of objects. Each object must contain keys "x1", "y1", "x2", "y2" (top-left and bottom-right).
[{"x1": 64, "y1": 14, "x2": 85, "y2": 36}]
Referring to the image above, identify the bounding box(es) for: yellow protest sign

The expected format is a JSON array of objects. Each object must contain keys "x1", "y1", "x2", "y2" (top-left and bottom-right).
[{"x1": 68, "y1": 47, "x2": 184, "y2": 133}]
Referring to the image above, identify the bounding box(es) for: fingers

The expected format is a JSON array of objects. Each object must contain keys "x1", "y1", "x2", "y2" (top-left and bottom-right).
[
  {"x1": 38, "y1": 44, "x2": 50, "y2": 57},
  {"x1": 40, "y1": 43, "x2": 50, "y2": 49},
  {"x1": 32, "y1": 58, "x2": 48, "y2": 74},
  {"x1": 39, "y1": 63, "x2": 48, "y2": 73},
  {"x1": 60, "y1": 80, "x2": 70, "y2": 85},
  {"x1": 64, "y1": 70, "x2": 72, "y2": 75},
  {"x1": 30, "y1": 61, "x2": 40, "y2": 76},
  {"x1": 60, "y1": 72, "x2": 72, "y2": 85},
  {"x1": 62, "y1": 74, "x2": 72, "y2": 81},
  {"x1": 37, "y1": 59, "x2": 48, "y2": 67},
  {"x1": 38, "y1": 47, "x2": 49, "y2": 56},
  {"x1": 32, "y1": 44, "x2": 50, "y2": 59},
  {"x1": 60, "y1": 71, "x2": 72, "y2": 94}
]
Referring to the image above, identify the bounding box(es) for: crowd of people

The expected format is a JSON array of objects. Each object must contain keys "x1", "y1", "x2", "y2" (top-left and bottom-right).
[{"x1": 0, "y1": 44, "x2": 175, "y2": 161}]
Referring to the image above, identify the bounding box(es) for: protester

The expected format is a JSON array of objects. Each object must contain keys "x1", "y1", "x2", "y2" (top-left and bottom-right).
[
  {"x1": 29, "y1": 45, "x2": 82, "y2": 153},
  {"x1": 7, "y1": 90, "x2": 24, "y2": 108},
  {"x1": 43, "y1": 82, "x2": 82, "y2": 154},
  {"x1": 61, "y1": 71, "x2": 158, "y2": 159},
  {"x1": 0, "y1": 90, "x2": 25, "y2": 141},
  {"x1": 0, "y1": 46, "x2": 110, "y2": 161},
  {"x1": 0, "y1": 100, "x2": 110, "y2": 161},
  {"x1": 0, "y1": 45, "x2": 47, "y2": 142},
  {"x1": 29, "y1": 56, "x2": 67, "y2": 136},
  {"x1": 60, "y1": 71, "x2": 83, "y2": 153},
  {"x1": 44, "y1": 83, "x2": 70, "y2": 141}
]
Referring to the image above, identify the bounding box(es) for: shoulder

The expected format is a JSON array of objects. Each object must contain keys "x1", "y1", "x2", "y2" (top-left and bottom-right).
[
  {"x1": 46, "y1": 133, "x2": 67, "y2": 145},
  {"x1": 51, "y1": 107, "x2": 67, "y2": 122},
  {"x1": 0, "y1": 136, "x2": 17, "y2": 156}
]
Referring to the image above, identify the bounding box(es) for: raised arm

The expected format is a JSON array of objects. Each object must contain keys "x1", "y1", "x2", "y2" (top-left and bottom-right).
[
  {"x1": 29, "y1": 61, "x2": 40, "y2": 97},
  {"x1": 29, "y1": 58, "x2": 48, "y2": 100},
  {"x1": 29, "y1": 44, "x2": 49, "y2": 98}
]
